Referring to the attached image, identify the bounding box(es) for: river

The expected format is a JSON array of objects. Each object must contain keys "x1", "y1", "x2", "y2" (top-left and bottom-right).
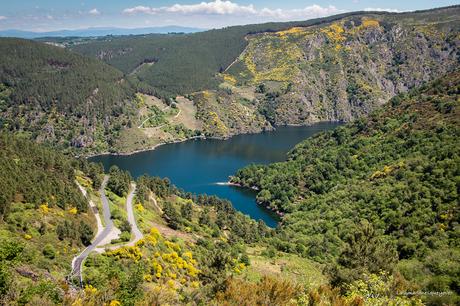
[{"x1": 89, "y1": 123, "x2": 341, "y2": 227}]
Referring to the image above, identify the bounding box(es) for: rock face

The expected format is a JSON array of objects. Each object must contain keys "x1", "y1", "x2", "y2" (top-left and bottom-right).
[{"x1": 221, "y1": 13, "x2": 459, "y2": 128}]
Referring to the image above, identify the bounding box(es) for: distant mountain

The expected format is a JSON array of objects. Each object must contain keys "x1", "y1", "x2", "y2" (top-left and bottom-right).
[{"x1": 0, "y1": 26, "x2": 205, "y2": 38}]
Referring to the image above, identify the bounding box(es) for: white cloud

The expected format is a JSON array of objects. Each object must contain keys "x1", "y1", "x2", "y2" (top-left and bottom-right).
[
  {"x1": 123, "y1": 1, "x2": 341, "y2": 20},
  {"x1": 89, "y1": 8, "x2": 100, "y2": 15},
  {"x1": 46, "y1": 14, "x2": 54, "y2": 20},
  {"x1": 124, "y1": 1, "x2": 256, "y2": 15},
  {"x1": 123, "y1": 6, "x2": 156, "y2": 15},
  {"x1": 364, "y1": 7, "x2": 402, "y2": 13},
  {"x1": 259, "y1": 5, "x2": 340, "y2": 20},
  {"x1": 0, "y1": 16, "x2": 7, "y2": 21},
  {"x1": 165, "y1": 0, "x2": 256, "y2": 15}
]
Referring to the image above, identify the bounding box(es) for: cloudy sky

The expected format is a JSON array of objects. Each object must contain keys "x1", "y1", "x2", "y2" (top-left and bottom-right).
[{"x1": 0, "y1": 0, "x2": 457, "y2": 31}]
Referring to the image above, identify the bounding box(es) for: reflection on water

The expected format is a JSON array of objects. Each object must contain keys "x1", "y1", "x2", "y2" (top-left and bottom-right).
[{"x1": 90, "y1": 123, "x2": 341, "y2": 227}]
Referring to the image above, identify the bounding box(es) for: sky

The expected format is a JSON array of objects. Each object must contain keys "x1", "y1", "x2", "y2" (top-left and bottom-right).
[{"x1": 0, "y1": 0, "x2": 458, "y2": 31}]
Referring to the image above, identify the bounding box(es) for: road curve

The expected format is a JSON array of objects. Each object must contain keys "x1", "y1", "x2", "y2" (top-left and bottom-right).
[
  {"x1": 125, "y1": 183, "x2": 143, "y2": 246},
  {"x1": 70, "y1": 175, "x2": 115, "y2": 285}
]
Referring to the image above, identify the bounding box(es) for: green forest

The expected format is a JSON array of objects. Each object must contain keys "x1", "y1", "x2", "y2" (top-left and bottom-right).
[
  {"x1": 71, "y1": 11, "x2": 387, "y2": 97},
  {"x1": 1, "y1": 72, "x2": 457, "y2": 305},
  {"x1": 0, "y1": 4, "x2": 458, "y2": 306},
  {"x1": 0, "y1": 38, "x2": 138, "y2": 153},
  {"x1": 232, "y1": 72, "x2": 460, "y2": 305},
  {"x1": 0, "y1": 133, "x2": 98, "y2": 304},
  {"x1": 71, "y1": 6, "x2": 459, "y2": 98}
]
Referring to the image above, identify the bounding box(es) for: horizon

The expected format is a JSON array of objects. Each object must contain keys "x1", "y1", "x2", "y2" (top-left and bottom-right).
[
  {"x1": 0, "y1": 1, "x2": 458, "y2": 32},
  {"x1": 1, "y1": 25, "x2": 207, "y2": 33}
]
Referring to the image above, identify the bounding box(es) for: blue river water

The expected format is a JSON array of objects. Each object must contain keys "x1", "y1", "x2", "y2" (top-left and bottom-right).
[{"x1": 89, "y1": 123, "x2": 341, "y2": 227}]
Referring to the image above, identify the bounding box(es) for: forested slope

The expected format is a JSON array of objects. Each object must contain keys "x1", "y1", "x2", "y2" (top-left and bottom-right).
[
  {"x1": 0, "y1": 38, "x2": 137, "y2": 153},
  {"x1": 69, "y1": 7, "x2": 459, "y2": 141},
  {"x1": 191, "y1": 6, "x2": 459, "y2": 138},
  {"x1": 0, "y1": 133, "x2": 99, "y2": 304},
  {"x1": 70, "y1": 11, "x2": 392, "y2": 96},
  {"x1": 233, "y1": 72, "x2": 460, "y2": 305}
]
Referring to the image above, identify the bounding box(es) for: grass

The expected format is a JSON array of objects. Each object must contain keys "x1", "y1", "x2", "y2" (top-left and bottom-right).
[
  {"x1": 133, "y1": 195, "x2": 165, "y2": 234},
  {"x1": 105, "y1": 190, "x2": 128, "y2": 229},
  {"x1": 242, "y1": 245, "x2": 328, "y2": 289}
]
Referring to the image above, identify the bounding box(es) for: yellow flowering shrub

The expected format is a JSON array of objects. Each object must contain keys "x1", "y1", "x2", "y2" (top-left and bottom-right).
[
  {"x1": 84, "y1": 284, "x2": 97, "y2": 295},
  {"x1": 39, "y1": 203, "x2": 49, "y2": 214},
  {"x1": 222, "y1": 73, "x2": 237, "y2": 85},
  {"x1": 321, "y1": 23, "x2": 345, "y2": 43},
  {"x1": 135, "y1": 203, "x2": 144, "y2": 212},
  {"x1": 100, "y1": 226, "x2": 201, "y2": 295},
  {"x1": 361, "y1": 19, "x2": 380, "y2": 28},
  {"x1": 347, "y1": 272, "x2": 423, "y2": 306},
  {"x1": 144, "y1": 274, "x2": 153, "y2": 282},
  {"x1": 277, "y1": 27, "x2": 307, "y2": 38},
  {"x1": 165, "y1": 241, "x2": 181, "y2": 252},
  {"x1": 191, "y1": 281, "x2": 200, "y2": 288},
  {"x1": 106, "y1": 246, "x2": 143, "y2": 262},
  {"x1": 150, "y1": 227, "x2": 160, "y2": 239},
  {"x1": 167, "y1": 279, "x2": 175, "y2": 289}
]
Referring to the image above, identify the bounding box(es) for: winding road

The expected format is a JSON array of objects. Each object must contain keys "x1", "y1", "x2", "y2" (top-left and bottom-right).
[
  {"x1": 70, "y1": 176, "x2": 116, "y2": 284},
  {"x1": 70, "y1": 177, "x2": 142, "y2": 285},
  {"x1": 125, "y1": 183, "x2": 143, "y2": 246}
]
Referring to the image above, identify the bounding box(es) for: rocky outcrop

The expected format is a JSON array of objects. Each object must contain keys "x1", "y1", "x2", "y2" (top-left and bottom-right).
[{"x1": 224, "y1": 13, "x2": 459, "y2": 127}]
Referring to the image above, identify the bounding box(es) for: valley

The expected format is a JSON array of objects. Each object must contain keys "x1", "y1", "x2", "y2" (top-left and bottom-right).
[{"x1": 0, "y1": 3, "x2": 459, "y2": 306}]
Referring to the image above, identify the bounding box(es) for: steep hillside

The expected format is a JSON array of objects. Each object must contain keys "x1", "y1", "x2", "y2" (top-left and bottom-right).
[
  {"x1": 68, "y1": 7, "x2": 459, "y2": 139},
  {"x1": 70, "y1": 11, "x2": 393, "y2": 97},
  {"x1": 0, "y1": 133, "x2": 327, "y2": 305},
  {"x1": 218, "y1": 6, "x2": 459, "y2": 127},
  {"x1": 0, "y1": 131, "x2": 424, "y2": 305},
  {"x1": 232, "y1": 72, "x2": 460, "y2": 305},
  {"x1": 10, "y1": 7, "x2": 458, "y2": 155},
  {"x1": 0, "y1": 38, "x2": 137, "y2": 154},
  {"x1": 0, "y1": 133, "x2": 99, "y2": 304}
]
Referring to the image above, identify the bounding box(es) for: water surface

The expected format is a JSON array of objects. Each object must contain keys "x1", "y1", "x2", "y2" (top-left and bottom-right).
[{"x1": 90, "y1": 123, "x2": 341, "y2": 227}]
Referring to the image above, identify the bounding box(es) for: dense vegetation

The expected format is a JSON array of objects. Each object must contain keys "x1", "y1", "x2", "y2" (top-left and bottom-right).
[
  {"x1": 107, "y1": 165, "x2": 133, "y2": 197},
  {"x1": 72, "y1": 6, "x2": 460, "y2": 142},
  {"x1": 233, "y1": 72, "x2": 460, "y2": 305},
  {"x1": 220, "y1": 6, "x2": 459, "y2": 130},
  {"x1": 0, "y1": 133, "x2": 97, "y2": 304},
  {"x1": 0, "y1": 6, "x2": 458, "y2": 306},
  {"x1": 71, "y1": 11, "x2": 396, "y2": 97},
  {"x1": 0, "y1": 133, "x2": 87, "y2": 217},
  {"x1": 0, "y1": 131, "x2": 428, "y2": 305},
  {"x1": 0, "y1": 38, "x2": 137, "y2": 153},
  {"x1": 2, "y1": 7, "x2": 458, "y2": 156},
  {"x1": 76, "y1": 173, "x2": 422, "y2": 305}
]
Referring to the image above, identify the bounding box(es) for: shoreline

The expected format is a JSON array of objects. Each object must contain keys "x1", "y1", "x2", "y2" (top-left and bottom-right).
[
  {"x1": 225, "y1": 180, "x2": 285, "y2": 218},
  {"x1": 85, "y1": 121, "x2": 342, "y2": 159},
  {"x1": 85, "y1": 135, "x2": 210, "y2": 158}
]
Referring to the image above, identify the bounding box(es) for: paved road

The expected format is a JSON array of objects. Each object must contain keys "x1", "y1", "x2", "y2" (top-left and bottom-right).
[
  {"x1": 70, "y1": 175, "x2": 114, "y2": 285},
  {"x1": 75, "y1": 182, "x2": 103, "y2": 236},
  {"x1": 125, "y1": 183, "x2": 143, "y2": 246}
]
